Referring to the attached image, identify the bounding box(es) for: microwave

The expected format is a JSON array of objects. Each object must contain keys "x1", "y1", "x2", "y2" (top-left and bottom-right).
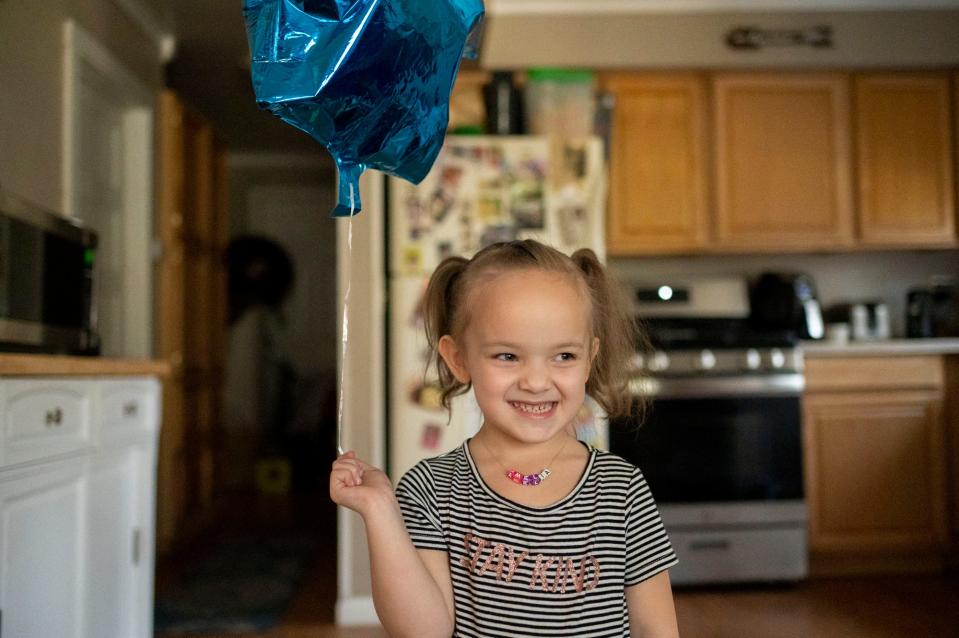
[{"x1": 0, "y1": 190, "x2": 99, "y2": 355}]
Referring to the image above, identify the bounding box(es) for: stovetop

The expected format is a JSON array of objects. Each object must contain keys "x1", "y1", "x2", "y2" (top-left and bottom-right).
[
  {"x1": 641, "y1": 317, "x2": 799, "y2": 351},
  {"x1": 635, "y1": 317, "x2": 803, "y2": 376}
]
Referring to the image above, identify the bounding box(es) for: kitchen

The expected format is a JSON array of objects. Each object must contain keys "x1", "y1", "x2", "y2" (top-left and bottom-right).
[{"x1": 1, "y1": 1, "x2": 959, "y2": 637}]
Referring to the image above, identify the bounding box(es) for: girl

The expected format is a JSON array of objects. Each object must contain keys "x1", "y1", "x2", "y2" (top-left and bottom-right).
[{"x1": 331, "y1": 240, "x2": 679, "y2": 638}]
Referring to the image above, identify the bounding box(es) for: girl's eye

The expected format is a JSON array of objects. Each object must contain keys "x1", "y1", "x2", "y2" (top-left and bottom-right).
[
  {"x1": 495, "y1": 353, "x2": 517, "y2": 362},
  {"x1": 556, "y1": 352, "x2": 577, "y2": 362}
]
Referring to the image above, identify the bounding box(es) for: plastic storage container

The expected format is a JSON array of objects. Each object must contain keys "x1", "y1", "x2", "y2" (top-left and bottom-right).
[{"x1": 523, "y1": 68, "x2": 596, "y2": 136}]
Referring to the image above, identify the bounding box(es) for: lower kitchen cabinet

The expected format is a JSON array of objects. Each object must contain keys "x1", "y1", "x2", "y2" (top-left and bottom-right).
[
  {"x1": 0, "y1": 376, "x2": 160, "y2": 638},
  {"x1": 0, "y1": 458, "x2": 86, "y2": 638},
  {"x1": 803, "y1": 356, "x2": 949, "y2": 575}
]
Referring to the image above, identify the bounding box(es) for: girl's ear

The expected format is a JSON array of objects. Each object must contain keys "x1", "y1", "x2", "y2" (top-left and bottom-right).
[{"x1": 438, "y1": 335, "x2": 470, "y2": 383}]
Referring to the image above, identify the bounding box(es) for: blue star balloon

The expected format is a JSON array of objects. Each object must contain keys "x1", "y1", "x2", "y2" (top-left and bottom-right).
[{"x1": 243, "y1": 0, "x2": 485, "y2": 216}]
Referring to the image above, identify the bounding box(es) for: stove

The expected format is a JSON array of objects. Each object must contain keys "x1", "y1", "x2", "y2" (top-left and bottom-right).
[{"x1": 610, "y1": 277, "x2": 809, "y2": 586}]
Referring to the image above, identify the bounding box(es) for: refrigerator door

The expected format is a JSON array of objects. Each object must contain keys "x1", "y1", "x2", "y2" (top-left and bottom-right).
[
  {"x1": 389, "y1": 135, "x2": 606, "y2": 276},
  {"x1": 388, "y1": 135, "x2": 608, "y2": 478},
  {"x1": 388, "y1": 275, "x2": 482, "y2": 479}
]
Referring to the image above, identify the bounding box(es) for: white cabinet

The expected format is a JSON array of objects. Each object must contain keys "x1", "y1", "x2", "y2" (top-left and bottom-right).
[
  {"x1": 0, "y1": 459, "x2": 86, "y2": 638},
  {"x1": 0, "y1": 376, "x2": 160, "y2": 638}
]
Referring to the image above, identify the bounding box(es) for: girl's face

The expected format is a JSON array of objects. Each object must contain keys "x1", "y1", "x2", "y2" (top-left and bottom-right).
[{"x1": 439, "y1": 268, "x2": 598, "y2": 447}]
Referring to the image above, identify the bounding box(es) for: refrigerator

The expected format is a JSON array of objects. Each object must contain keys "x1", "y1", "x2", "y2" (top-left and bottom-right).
[{"x1": 386, "y1": 135, "x2": 609, "y2": 479}]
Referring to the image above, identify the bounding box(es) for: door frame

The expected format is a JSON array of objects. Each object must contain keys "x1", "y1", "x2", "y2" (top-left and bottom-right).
[{"x1": 62, "y1": 20, "x2": 155, "y2": 358}]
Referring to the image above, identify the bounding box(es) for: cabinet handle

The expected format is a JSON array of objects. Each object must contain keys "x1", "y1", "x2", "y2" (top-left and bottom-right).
[
  {"x1": 123, "y1": 401, "x2": 139, "y2": 417},
  {"x1": 44, "y1": 407, "x2": 63, "y2": 426},
  {"x1": 132, "y1": 528, "x2": 141, "y2": 565},
  {"x1": 689, "y1": 539, "x2": 731, "y2": 551}
]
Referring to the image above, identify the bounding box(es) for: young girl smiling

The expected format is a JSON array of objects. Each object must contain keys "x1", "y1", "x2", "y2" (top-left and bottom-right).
[{"x1": 331, "y1": 240, "x2": 679, "y2": 637}]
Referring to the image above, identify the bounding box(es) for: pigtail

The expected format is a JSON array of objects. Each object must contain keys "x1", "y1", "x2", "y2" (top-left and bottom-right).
[
  {"x1": 571, "y1": 248, "x2": 644, "y2": 420},
  {"x1": 423, "y1": 255, "x2": 471, "y2": 411}
]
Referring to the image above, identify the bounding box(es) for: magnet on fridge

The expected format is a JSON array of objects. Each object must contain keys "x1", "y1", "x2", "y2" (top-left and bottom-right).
[
  {"x1": 402, "y1": 245, "x2": 424, "y2": 274},
  {"x1": 421, "y1": 423, "x2": 443, "y2": 450}
]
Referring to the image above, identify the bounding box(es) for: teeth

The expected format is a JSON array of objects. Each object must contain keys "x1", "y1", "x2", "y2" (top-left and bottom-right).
[{"x1": 511, "y1": 402, "x2": 553, "y2": 415}]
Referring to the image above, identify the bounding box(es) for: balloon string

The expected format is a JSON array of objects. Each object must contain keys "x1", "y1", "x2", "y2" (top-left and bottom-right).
[{"x1": 336, "y1": 184, "x2": 354, "y2": 457}]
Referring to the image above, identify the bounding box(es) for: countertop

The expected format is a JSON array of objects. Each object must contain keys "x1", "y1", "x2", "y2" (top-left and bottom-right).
[
  {"x1": 0, "y1": 353, "x2": 170, "y2": 376},
  {"x1": 801, "y1": 338, "x2": 959, "y2": 357}
]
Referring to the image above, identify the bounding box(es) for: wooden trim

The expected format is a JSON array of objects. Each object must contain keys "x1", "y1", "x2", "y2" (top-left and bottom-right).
[
  {"x1": 804, "y1": 355, "x2": 945, "y2": 392},
  {"x1": 810, "y1": 551, "x2": 945, "y2": 577}
]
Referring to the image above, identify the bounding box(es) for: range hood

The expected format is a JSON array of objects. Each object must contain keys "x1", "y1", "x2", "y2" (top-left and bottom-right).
[{"x1": 478, "y1": 0, "x2": 959, "y2": 69}]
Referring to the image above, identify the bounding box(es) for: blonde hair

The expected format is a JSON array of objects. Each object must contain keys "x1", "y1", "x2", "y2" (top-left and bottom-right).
[{"x1": 422, "y1": 239, "x2": 646, "y2": 419}]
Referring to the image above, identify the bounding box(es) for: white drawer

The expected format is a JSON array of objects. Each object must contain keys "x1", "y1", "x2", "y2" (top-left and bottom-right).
[
  {"x1": 99, "y1": 378, "x2": 159, "y2": 439},
  {"x1": 1, "y1": 379, "x2": 94, "y2": 467}
]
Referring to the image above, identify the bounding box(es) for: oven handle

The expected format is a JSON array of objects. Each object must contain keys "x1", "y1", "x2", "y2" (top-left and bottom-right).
[{"x1": 630, "y1": 374, "x2": 805, "y2": 398}]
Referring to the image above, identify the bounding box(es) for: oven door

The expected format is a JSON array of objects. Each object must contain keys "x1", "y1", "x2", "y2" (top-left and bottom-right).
[
  {"x1": 611, "y1": 374, "x2": 805, "y2": 504},
  {"x1": 610, "y1": 373, "x2": 809, "y2": 584}
]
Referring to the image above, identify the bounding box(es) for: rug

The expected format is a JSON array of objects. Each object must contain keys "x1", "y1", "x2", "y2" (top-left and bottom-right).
[{"x1": 154, "y1": 535, "x2": 317, "y2": 634}]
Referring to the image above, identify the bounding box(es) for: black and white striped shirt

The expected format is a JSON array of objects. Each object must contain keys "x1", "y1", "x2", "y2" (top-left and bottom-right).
[{"x1": 395, "y1": 441, "x2": 678, "y2": 638}]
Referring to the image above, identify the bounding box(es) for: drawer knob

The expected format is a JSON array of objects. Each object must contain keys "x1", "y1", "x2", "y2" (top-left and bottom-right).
[
  {"x1": 123, "y1": 402, "x2": 139, "y2": 417},
  {"x1": 44, "y1": 407, "x2": 64, "y2": 426}
]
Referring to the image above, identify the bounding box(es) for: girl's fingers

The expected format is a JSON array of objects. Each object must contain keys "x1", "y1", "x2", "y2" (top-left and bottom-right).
[{"x1": 331, "y1": 464, "x2": 363, "y2": 487}]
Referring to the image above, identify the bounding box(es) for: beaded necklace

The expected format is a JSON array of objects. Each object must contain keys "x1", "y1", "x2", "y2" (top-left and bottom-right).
[{"x1": 478, "y1": 436, "x2": 568, "y2": 487}]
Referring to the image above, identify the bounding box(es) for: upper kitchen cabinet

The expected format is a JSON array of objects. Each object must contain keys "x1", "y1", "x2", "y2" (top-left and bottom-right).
[
  {"x1": 854, "y1": 74, "x2": 957, "y2": 248},
  {"x1": 712, "y1": 73, "x2": 855, "y2": 252},
  {"x1": 603, "y1": 73, "x2": 710, "y2": 255}
]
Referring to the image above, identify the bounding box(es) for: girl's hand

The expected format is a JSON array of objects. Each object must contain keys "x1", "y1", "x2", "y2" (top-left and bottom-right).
[{"x1": 329, "y1": 451, "x2": 397, "y2": 518}]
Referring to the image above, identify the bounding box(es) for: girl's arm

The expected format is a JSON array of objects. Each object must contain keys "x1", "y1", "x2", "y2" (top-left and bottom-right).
[
  {"x1": 331, "y1": 452, "x2": 455, "y2": 638},
  {"x1": 626, "y1": 571, "x2": 680, "y2": 638}
]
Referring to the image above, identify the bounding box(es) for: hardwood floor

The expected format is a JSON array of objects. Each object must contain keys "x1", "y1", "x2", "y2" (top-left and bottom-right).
[
  {"x1": 157, "y1": 490, "x2": 959, "y2": 637},
  {"x1": 673, "y1": 576, "x2": 959, "y2": 638},
  {"x1": 160, "y1": 565, "x2": 959, "y2": 638}
]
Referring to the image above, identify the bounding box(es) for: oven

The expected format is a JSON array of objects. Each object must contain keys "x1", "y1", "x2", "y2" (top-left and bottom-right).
[{"x1": 609, "y1": 278, "x2": 808, "y2": 585}]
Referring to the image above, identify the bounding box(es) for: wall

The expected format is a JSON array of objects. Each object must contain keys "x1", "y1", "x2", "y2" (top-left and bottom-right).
[
  {"x1": 482, "y1": 8, "x2": 959, "y2": 69},
  {"x1": 609, "y1": 249, "x2": 959, "y2": 338},
  {"x1": 0, "y1": 0, "x2": 164, "y2": 213}
]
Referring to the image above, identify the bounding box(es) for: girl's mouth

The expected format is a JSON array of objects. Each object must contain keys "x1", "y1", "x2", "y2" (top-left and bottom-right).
[{"x1": 509, "y1": 401, "x2": 557, "y2": 417}]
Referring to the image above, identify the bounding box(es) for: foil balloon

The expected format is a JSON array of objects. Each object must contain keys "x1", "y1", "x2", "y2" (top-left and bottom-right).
[{"x1": 243, "y1": 0, "x2": 485, "y2": 216}]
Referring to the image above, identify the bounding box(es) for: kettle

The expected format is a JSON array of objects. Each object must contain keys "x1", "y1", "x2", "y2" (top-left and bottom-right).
[{"x1": 749, "y1": 272, "x2": 825, "y2": 340}]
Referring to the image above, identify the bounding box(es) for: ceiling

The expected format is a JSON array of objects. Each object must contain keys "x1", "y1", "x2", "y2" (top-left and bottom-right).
[
  {"x1": 161, "y1": 0, "x2": 959, "y2": 154},
  {"x1": 165, "y1": 0, "x2": 326, "y2": 154}
]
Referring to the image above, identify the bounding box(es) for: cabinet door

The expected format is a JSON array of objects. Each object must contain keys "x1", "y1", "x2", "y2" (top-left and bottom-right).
[
  {"x1": 803, "y1": 390, "x2": 948, "y2": 555},
  {"x1": 0, "y1": 460, "x2": 85, "y2": 638},
  {"x1": 713, "y1": 73, "x2": 855, "y2": 251},
  {"x1": 603, "y1": 73, "x2": 709, "y2": 255},
  {"x1": 854, "y1": 73, "x2": 956, "y2": 247},
  {"x1": 86, "y1": 446, "x2": 152, "y2": 638}
]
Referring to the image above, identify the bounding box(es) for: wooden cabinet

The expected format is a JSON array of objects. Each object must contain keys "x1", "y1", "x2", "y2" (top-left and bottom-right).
[
  {"x1": 946, "y1": 357, "x2": 959, "y2": 548},
  {"x1": 854, "y1": 74, "x2": 956, "y2": 247},
  {"x1": 0, "y1": 376, "x2": 160, "y2": 638},
  {"x1": 603, "y1": 73, "x2": 710, "y2": 254},
  {"x1": 803, "y1": 356, "x2": 949, "y2": 575},
  {"x1": 713, "y1": 73, "x2": 855, "y2": 251},
  {"x1": 155, "y1": 91, "x2": 228, "y2": 554},
  {"x1": 604, "y1": 70, "x2": 958, "y2": 256}
]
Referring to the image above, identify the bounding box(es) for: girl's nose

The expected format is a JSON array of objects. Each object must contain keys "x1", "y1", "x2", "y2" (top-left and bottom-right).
[{"x1": 518, "y1": 363, "x2": 550, "y2": 392}]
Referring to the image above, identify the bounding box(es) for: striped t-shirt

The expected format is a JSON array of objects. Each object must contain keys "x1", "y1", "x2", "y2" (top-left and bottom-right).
[{"x1": 395, "y1": 441, "x2": 678, "y2": 638}]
